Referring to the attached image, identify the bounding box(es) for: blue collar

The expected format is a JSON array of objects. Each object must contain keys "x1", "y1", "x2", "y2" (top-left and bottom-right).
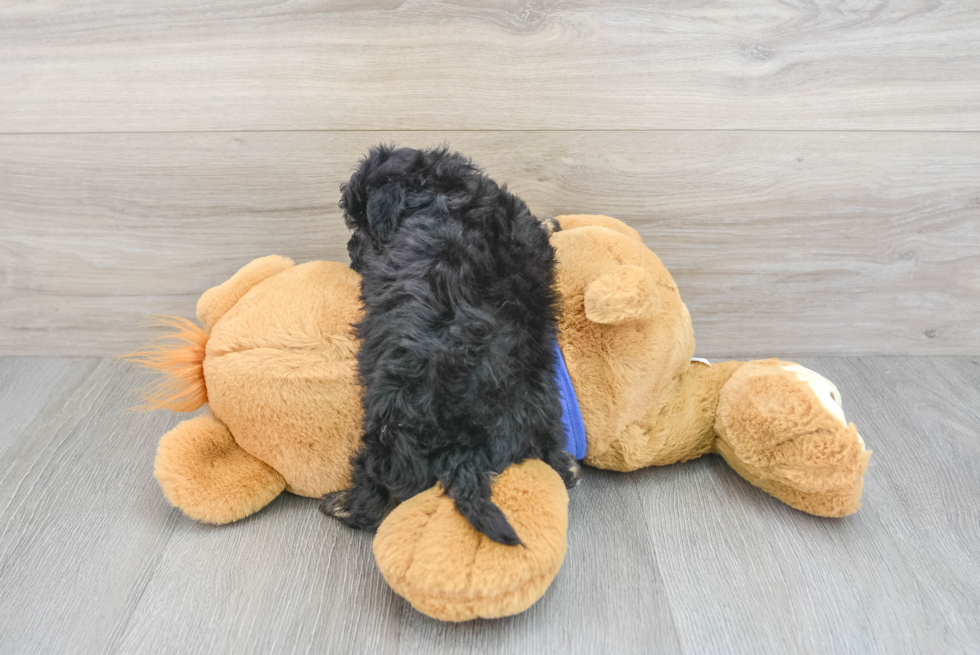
[{"x1": 552, "y1": 339, "x2": 587, "y2": 460}]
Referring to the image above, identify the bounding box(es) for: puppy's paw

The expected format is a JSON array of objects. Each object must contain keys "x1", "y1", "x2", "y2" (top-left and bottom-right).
[
  {"x1": 319, "y1": 490, "x2": 352, "y2": 521},
  {"x1": 548, "y1": 450, "x2": 582, "y2": 489},
  {"x1": 562, "y1": 460, "x2": 582, "y2": 489},
  {"x1": 539, "y1": 215, "x2": 561, "y2": 234}
]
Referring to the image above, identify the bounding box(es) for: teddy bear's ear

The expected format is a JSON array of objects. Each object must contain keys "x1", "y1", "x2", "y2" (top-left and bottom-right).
[{"x1": 583, "y1": 265, "x2": 659, "y2": 325}]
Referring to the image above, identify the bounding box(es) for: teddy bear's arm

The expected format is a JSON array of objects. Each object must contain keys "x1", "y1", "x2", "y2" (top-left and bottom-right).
[{"x1": 196, "y1": 255, "x2": 295, "y2": 332}]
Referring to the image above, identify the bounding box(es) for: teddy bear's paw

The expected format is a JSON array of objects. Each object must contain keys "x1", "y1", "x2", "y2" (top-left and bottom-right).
[
  {"x1": 715, "y1": 360, "x2": 871, "y2": 518},
  {"x1": 373, "y1": 459, "x2": 569, "y2": 621}
]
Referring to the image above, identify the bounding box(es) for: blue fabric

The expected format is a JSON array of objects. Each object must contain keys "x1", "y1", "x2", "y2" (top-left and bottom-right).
[{"x1": 553, "y1": 339, "x2": 587, "y2": 460}]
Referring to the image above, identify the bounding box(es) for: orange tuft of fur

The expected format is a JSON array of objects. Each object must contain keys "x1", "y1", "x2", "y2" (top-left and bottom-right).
[{"x1": 122, "y1": 316, "x2": 210, "y2": 412}]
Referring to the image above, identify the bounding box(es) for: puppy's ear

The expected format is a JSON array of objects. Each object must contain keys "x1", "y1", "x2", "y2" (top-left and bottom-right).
[
  {"x1": 340, "y1": 144, "x2": 418, "y2": 238},
  {"x1": 340, "y1": 144, "x2": 398, "y2": 231},
  {"x1": 364, "y1": 182, "x2": 406, "y2": 240},
  {"x1": 343, "y1": 182, "x2": 407, "y2": 271},
  {"x1": 341, "y1": 145, "x2": 407, "y2": 271}
]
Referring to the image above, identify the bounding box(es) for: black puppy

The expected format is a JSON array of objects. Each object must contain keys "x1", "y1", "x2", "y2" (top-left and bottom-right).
[{"x1": 320, "y1": 145, "x2": 579, "y2": 545}]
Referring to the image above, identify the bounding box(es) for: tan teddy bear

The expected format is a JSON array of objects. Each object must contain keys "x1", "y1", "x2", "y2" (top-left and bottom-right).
[{"x1": 129, "y1": 214, "x2": 870, "y2": 622}]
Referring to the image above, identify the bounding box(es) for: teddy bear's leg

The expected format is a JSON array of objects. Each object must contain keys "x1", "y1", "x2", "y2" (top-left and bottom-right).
[
  {"x1": 373, "y1": 459, "x2": 569, "y2": 622},
  {"x1": 714, "y1": 359, "x2": 871, "y2": 517},
  {"x1": 155, "y1": 414, "x2": 286, "y2": 524},
  {"x1": 196, "y1": 255, "x2": 295, "y2": 332}
]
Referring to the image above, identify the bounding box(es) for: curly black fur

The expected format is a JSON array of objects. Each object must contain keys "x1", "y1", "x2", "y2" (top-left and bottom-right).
[{"x1": 320, "y1": 145, "x2": 578, "y2": 545}]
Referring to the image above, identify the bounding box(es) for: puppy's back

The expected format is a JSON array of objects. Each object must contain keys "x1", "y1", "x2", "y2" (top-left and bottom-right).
[{"x1": 342, "y1": 145, "x2": 561, "y2": 546}]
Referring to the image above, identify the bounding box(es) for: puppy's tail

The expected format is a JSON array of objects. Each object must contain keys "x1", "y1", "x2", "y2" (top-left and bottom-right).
[{"x1": 445, "y1": 461, "x2": 522, "y2": 547}]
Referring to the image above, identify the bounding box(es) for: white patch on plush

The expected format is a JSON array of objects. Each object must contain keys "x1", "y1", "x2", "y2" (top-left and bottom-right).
[{"x1": 782, "y1": 364, "x2": 866, "y2": 450}]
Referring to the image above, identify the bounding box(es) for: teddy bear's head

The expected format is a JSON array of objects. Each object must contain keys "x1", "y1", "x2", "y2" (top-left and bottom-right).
[{"x1": 551, "y1": 215, "x2": 697, "y2": 462}]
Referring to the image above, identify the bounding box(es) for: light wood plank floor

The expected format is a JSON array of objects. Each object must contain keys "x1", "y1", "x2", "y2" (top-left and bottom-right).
[{"x1": 1, "y1": 355, "x2": 977, "y2": 654}]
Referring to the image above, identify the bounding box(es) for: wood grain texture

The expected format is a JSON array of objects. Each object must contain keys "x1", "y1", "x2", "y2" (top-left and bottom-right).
[
  {"x1": 819, "y1": 356, "x2": 980, "y2": 649},
  {"x1": 116, "y1": 460, "x2": 682, "y2": 654},
  {"x1": 116, "y1": 497, "x2": 404, "y2": 655},
  {"x1": 391, "y1": 470, "x2": 683, "y2": 655},
  {"x1": 2, "y1": 131, "x2": 978, "y2": 357},
  {"x1": 0, "y1": 356, "x2": 76, "y2": 457},
  {"x1": 0, "y1": 358, "x2": 182, "y2": 655},
  {"x1": 1, "y1": 356, "x2": 978, "y2": 654},
  {"x1": 639, "y1": 355, "x2": 980, "y2": 654},
  {"x1": 1, "y1": 1, "x2": 978, "y2": 132},
  {"x1": 2, "y1": 0, "x2": 977, "y2": 649}
]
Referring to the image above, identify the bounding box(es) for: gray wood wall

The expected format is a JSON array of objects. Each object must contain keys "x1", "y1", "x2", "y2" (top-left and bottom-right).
[{"x1": 1, "y1": 1, "x2": 978, "y2": 357}]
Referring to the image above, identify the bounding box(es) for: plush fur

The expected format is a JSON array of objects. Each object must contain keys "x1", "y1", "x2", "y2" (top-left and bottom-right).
[
  {"x1": 129, "y1": 214, "x2": 869, "y2": 622},
  {"x1": 155, "y1": 414, "x2": 286, "y2": 524},
  {"x1": 373, "y1": 459, "x2": 569, "y2": 621},
  {"x1": 320, "y1": 145, "x2": 577, "y2": 545},
  {"x1": 125, "y1": 256, "x2": 365, "y2": 524}
]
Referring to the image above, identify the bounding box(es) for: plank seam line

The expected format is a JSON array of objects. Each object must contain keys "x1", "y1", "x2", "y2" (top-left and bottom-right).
[
  {"x1": 107, "y1": 510, "x2": 181, "y2": 655},
  {"x1": 1, "y1": 129, "x2": 979, "y2": 136}
]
